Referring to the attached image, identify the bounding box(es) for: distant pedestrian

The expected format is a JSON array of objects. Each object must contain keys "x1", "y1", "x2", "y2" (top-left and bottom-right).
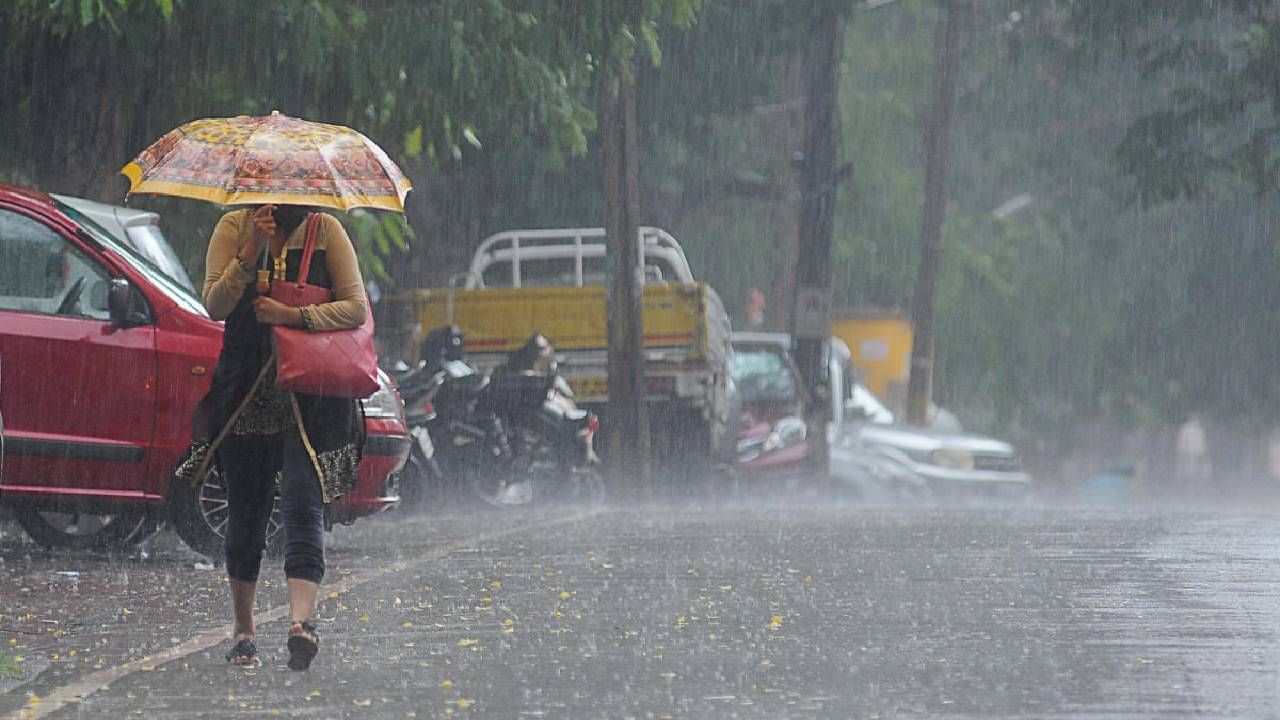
[
  {"x1": 184, "y1": 203, "x2": 367, "y2": 670},
  {"x1": 745, "y1": 288, "x2": 766, "y2": 329}
]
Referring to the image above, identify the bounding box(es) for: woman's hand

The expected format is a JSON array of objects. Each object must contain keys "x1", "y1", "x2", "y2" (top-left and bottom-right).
[
  {"x1": 252, "y1": 296, "x2": 302, "y2": 326},
  {"x1": 251, "y1": 203, "x2": 278, "y2": 240},
  {"x1": 238, "y1": 204, "x2": 277, "y2": 268}
]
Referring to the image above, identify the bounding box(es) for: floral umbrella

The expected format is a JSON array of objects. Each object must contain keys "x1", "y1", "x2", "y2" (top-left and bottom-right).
[{"x1": 121, "y1": 112, "x2": 411, "y2": 212}]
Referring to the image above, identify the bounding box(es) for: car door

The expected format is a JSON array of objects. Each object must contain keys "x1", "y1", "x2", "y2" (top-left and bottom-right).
[
  {"x1": 0, "y1": 355, "x2": 5, "y2": 485},
  {"x1": 0, "y1": 203, "x2": 157, "y2": 496}
]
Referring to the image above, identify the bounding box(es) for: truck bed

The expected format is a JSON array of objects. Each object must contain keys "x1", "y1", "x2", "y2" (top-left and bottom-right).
[{"x1": 409, "y1": 283, "x2": 730, "y2": 405}]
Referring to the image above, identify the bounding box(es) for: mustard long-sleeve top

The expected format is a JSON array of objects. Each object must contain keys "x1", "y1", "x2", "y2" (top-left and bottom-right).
[{"x1": 202, "y1": 209, "x2": 366, "y2": 330}]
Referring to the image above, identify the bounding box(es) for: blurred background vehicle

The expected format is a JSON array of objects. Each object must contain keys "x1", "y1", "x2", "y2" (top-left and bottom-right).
[
  {"x1": 828, "y1": 337, "x2": 1031, "y2": 502},
  {"x1": 730, "y1": 332, "x2": 816, "y2": 483},
  {"x1": 395, "y1": 326, "x2": 603, "y2": 510}
]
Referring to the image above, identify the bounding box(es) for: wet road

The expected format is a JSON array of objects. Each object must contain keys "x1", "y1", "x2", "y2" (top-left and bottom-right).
[{"x1": 3, "y1": 504, "x2": 1280, "y2": 718}]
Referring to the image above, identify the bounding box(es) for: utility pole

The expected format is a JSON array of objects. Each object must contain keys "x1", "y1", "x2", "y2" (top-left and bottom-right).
[
  {"x1": 791, "y1": 0, "x2": 845, "y2": 475},
  {"x1": 600, "y1": 59, "x2": 652, "y2": 499},
  {"x1": 765, "y1": 59, "x2": 806, "y2": 332},
  {"x1": 906, "y1": 0, "x2": 962, "y2": 427}
]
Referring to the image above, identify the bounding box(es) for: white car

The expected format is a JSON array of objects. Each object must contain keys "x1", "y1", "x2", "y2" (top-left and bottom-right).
[
  {"x1": 52, "y1": 194, "x2": 197, "y2": 294},
  {"x1": 829, "y1": 338, "x2": 1032, "y2": 501}
]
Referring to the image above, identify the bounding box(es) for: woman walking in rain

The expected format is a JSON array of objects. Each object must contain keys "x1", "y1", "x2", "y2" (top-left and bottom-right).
[
  {"x1": 122, "y1": 111, "x2": 410, "y2": 670},
  {"x1": 194, "y1": 203, "x2": 367, "y2": 670}
]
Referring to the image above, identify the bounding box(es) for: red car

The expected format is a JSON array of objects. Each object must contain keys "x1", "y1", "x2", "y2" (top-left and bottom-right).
[
  {"x1": 0, "y1": 184, "x2": 407, "y2": 556},
  {"x1": 731, "y1": 332, "x2": 817, "y2": 480}
]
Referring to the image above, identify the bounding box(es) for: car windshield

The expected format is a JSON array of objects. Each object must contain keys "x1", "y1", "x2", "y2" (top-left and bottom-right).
[
  {"x1": 126, "y1": 223, "x2": 197, "y2": 294},
  {"x1": 55, "y1": 200, "x2": 208, "y2": 317},
  {"x1": 731, "y1": 348, "x2": 797, "y2": 403}
]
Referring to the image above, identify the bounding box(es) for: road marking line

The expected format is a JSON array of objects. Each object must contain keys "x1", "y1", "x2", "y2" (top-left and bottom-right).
[{"x1": 4, "y1": 511, "x2": 595, "y2": 720}]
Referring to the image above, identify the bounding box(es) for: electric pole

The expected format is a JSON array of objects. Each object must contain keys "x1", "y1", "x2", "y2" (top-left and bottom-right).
[
  {"x1": 906, "y1": 0, "x2": 962, "y2": 427},
  {"x1": 791, "y1": 0, "x2": 845, "y2": 476},
  {"x1": 600, "y1": 58, "x2": 652, "y2": 499}
]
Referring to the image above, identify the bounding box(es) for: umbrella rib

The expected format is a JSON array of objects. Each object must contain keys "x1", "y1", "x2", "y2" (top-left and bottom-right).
[
  {"x1": 360, "y1": 133, "x2": 410, "y2": 207},
  {"x1": 309, "y1": 132, "x2": 346, "y2": 211},
  {"x1": 224, "y1": 116, "x2": 263, "y2": 204}
]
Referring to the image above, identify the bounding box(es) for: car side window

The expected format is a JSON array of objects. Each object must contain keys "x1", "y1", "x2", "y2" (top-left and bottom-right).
[{"x1": 0, "y1": 209, "x2": 111, "y2": 320}]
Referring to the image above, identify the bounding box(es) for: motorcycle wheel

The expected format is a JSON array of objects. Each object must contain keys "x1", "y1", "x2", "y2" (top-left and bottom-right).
[
  {"x1": 395, "y1": 447, "x2": 438, "y2": 515},
  {"x1": 15, "y1": 506, "x2": 161, "y2": 552},
  {"x1": 467, "y1": 464, "x2": 539, "y2": 509},
  {"x1": 464, "y1": 424, "x2": 605, "y2": 510},
  {"x1": 169, "y1": 462, "x2": 283, "y2": 561},
  {"x1": 557, "y1": 466, "x2": 606, "y2": 508}
]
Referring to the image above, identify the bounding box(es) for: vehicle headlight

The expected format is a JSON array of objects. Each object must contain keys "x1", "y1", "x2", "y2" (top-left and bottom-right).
[
  {"x1": 763, "y1": 417, "x2": 807, "y2": 454},
  {"x1": 930, "y1": 448, "x2": 975, "y2": 471},
  {"x1": 362, "y1": 381, "x2": 404, "y2": 420}
]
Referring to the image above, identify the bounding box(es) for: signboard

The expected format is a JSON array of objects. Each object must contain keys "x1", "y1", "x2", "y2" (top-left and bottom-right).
[{"x1": 793, "y1": 286, "x2": 832, "y2": 339}]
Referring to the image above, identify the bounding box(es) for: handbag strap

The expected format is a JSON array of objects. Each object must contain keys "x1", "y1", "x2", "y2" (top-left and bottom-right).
[{"x1": 294, "y1": 213, "x2": 322, "y2": 286}]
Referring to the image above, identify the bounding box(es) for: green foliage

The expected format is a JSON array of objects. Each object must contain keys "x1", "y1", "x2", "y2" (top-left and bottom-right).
[
  {"x1": 667, "y1": 0, "x2": 1280, "y2": 436},
  {"x1": 1046, "y1": 0, "x2": 1280, "y2": 203},
  {"x1": 6, "y1": 0, "x2": 173, "y2": 35}
]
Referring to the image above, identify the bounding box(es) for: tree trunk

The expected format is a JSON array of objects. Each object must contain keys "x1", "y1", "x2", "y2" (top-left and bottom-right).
[
  {"x1": 600, "y1": 64, "x2": 652, "y2": 500},
  {"x1": 906, "y1": 0, "x2": 962, "y2": 427}
]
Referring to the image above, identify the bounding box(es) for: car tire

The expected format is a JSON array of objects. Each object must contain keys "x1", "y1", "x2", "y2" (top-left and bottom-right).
[
  {"x1": 169, "y1": 460, "x2": 283, "y2": 562},
  {"x1": 15, "y1": 506, "x2": 161, "y2": 552}
]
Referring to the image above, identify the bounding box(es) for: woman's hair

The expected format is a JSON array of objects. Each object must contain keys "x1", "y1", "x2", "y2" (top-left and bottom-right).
[{"x1": 271, "y1": 204, "x2": 314, "y2": 235}]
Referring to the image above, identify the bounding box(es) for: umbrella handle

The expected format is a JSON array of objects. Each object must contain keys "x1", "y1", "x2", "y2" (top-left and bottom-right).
[{"x1": 255, "y1": 240, "x2": 271, "y2": 294}]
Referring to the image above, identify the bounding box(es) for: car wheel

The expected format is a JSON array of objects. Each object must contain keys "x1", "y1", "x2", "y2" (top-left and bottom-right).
[
  {"x1": 169, "y1": 463, "x2": 283, "y2": 561},
  {"x1": 15, "y1": 506, "x2": 160, "y2": 552}
]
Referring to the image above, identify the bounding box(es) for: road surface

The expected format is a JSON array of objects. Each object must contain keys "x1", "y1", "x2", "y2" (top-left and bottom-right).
[{"x1": 2, "y1": 502, "x2": 1279, "y2": 718}]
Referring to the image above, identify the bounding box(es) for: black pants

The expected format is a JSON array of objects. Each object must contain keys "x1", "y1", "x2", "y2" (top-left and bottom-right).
[{"x1": 221, "y1": 430, "x2": 326, "y2": 584}]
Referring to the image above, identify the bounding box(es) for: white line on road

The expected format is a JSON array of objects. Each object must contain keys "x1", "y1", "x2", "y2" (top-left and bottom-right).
[{"x1": 3, "y1": 511, "x2": 596, "y2": 720}]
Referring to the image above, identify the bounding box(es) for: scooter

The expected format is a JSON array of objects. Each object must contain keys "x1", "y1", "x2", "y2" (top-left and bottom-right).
[{"x1": 396, "y1": 326, "x2": 603, "y2": 509}]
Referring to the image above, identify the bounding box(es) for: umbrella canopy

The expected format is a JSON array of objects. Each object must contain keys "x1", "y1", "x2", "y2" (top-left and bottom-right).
[{"x1": 121, "y1": 112, "x2": 412, "y2": 212}]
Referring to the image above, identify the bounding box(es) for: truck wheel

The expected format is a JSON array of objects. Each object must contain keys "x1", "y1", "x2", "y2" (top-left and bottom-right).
[
  {"x1": 169, "y1": 462, "x2": 283, "y2": 561},
  {"x1": 15, "y1": 507, "x2": 160, "y2": 552}
]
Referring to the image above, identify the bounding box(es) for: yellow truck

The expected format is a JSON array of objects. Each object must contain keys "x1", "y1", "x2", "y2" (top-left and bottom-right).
[{"x1": 407, "y1": 227, "x2": 734, "y2": 472}]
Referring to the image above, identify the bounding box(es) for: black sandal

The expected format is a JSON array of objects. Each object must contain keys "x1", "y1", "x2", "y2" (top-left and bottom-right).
[
  {"x1": 225, "y1": 636, "x2": 259, "y2": 667},
  {"x1": 287, "y1": 620, "x2": 319, "y2": 671}
]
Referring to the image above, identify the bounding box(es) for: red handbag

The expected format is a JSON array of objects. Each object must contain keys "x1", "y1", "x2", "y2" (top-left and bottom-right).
[{"x1": 270, "y1": 214, "x2": 380, "y2": 399}]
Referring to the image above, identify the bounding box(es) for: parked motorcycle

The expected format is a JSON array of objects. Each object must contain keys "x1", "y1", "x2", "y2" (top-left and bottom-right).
[{"x1": 394, "y1": 326, "x2": 603, "y2": 509}]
